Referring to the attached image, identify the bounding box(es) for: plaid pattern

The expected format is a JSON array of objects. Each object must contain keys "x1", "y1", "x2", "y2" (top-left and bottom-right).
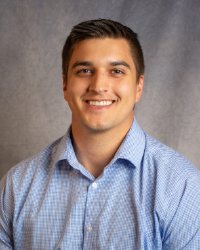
[{"x1": 1, "y1": 120, "x2": 200, "y2": 250}]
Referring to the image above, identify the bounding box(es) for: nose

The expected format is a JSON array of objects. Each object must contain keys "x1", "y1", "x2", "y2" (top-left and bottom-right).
[{"x1": 88, "y1": 71, "x2": 109, "y2": 93}]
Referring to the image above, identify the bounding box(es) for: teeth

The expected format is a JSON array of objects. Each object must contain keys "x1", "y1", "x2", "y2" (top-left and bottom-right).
[{"x1": 88, "y1": 100, "x2": 113, "y2": 106}]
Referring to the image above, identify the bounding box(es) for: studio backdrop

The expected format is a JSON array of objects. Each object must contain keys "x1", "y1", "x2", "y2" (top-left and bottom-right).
[{"x1": 1, "y1": 0, "x2": 200, "y2": 179}]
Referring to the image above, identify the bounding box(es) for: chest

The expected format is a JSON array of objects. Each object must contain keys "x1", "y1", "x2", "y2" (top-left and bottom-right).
[{"x1": 13, "y1": 167, "x2": 162, "y2": 249}]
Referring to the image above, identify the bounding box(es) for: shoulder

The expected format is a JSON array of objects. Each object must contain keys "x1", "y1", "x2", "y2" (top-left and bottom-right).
[
  {"x1": 143, "y1": 132, "x2": 200, "y2": 179},
  {"x1": 6, "y1": 137, "x2": 63, "y2": 181},
  {"x1": 0, "y1": 136, "x2": 64, "y2": 222},
  {"x1": 0, "y1": 136, "x2": 64, "y2": 201},
  {"x1": 141, "y1": 132, "x2": 200, "y2": 212}
]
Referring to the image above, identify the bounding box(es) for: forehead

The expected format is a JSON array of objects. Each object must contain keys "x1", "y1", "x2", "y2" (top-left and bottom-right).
[{"x1": 69, "y1": 38, "x2": 134, "y2": 65}]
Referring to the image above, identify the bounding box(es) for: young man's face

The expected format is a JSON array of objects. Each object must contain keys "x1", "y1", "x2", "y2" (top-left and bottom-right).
[{"x1": 63, "y1": 38, "x2": 144, "y2": 134}]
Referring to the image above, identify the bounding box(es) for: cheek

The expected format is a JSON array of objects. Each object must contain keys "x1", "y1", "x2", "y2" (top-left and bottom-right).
[
  {"x1": 116, "y1": 81, "x2": 136, "y2": 98},
  {"x1": 65, "y1": 81, "x2": 87, "y2": 104}
]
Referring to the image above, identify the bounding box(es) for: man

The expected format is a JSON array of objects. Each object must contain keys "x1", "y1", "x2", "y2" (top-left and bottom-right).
[{"x1": 0, "y1": 19, "x2": 200, "y2": 249}]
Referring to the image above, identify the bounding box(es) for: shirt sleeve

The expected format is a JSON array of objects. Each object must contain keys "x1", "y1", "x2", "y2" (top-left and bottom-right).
[
  {"x1": 162, "y1": 175, "x2": 200, "y2": 249},
  {"x1": 0, "y1": 175, "x2": 14, "y2": 249}
]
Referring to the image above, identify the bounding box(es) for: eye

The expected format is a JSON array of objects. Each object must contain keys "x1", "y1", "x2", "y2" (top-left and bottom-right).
[
  {"x1": 76, "y1": 68, "x2": 93, "y2": 75},
  {"x1": 111, "y1": 69, "x2": 125, "y2": 75}
]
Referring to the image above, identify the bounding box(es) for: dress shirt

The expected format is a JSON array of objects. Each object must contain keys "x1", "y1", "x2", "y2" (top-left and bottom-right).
[{"x1": 0, "y1": 120, "x2": 200, "y2": 250}]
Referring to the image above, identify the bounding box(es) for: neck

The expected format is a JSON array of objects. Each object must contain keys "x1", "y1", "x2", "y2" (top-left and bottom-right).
[{"x1": 71, "y1": 118, "x2": 134, "y2": 178}]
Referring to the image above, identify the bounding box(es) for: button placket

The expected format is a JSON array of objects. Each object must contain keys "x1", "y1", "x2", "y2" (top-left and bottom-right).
[
  {"x1": 91, "y1": 182, "x2": 98, "y2": 189},
  {"x1": 83, "y1": 181, "x2": 100, "y2": 237}
]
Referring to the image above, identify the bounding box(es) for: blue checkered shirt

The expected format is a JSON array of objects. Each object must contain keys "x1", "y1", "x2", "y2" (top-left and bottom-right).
[{"x1": 1, "y1": 120, "x2": 200, "y2": 249}]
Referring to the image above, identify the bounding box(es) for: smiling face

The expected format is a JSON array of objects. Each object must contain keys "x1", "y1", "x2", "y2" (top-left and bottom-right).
[{"x1": 63, "y1": 38, "x2": 144, "y2": 135}]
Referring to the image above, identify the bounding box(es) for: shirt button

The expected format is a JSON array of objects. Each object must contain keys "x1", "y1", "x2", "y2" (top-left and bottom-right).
[
  {"x1": 92, "y1": 182, "x2": 98, "y2": 189},
  {"x1": 87, "y1": 224, "x2": 93, "y2": 232}
]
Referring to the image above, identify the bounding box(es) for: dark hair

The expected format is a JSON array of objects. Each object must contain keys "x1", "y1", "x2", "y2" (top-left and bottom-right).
[{"x1": 62, "y1": 19, "x2": 144, "y2": 80}]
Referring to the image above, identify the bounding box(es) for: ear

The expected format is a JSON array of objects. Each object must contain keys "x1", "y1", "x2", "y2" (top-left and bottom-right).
[
  {"x1": 63, "y1": 75, "x2": 67, "y2": 91},
  {"x1": 63, "y1": 75, "x2": 68, "y2": 101},
  {"x1": 135, "y1": 75, "x2": 144, "y2": 103}
]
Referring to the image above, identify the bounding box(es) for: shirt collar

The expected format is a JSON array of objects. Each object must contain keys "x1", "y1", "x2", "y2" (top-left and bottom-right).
[
  {"x1": 110, "y1": 119, "x2": 146, "y2": 168},
  {"x1": 51, "y1": 119, "x2": 145, "y2": 170},
  {"x1": 51, "y1": 127, "x2": 78, "y2": 168}
]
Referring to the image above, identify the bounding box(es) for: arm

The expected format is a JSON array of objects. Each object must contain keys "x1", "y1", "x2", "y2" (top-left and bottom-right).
[
  {"x1": 162, "y1": 176, "x2": 200, "y2": 249},
  {"x1": 0, "y1": 176, "x2": 14, "y2": 249}
]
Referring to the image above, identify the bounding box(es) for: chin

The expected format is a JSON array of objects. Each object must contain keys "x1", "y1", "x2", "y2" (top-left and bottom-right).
[{"x1": 84, "y1": 122, "x2": 113, "y2": 133}]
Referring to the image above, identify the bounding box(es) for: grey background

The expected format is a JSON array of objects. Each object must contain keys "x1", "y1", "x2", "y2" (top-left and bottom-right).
[{"x1": 1, "y1": 0, "x2": 200, "y2": 179}]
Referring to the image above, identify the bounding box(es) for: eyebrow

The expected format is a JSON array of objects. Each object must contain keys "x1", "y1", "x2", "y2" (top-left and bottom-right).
[
  {"x1": 71, "y1": 60, "x2": 131, "y2": 69},
  {"x1": 72, "y1": 61, "x2": 93, "y2": 69},
  {"x1": 110, "y1": 61, "x2": 130, "y2": 69}
]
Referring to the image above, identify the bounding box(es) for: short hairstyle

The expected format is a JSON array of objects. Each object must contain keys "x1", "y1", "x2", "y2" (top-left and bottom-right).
[{"x1": 62, "y1": 19, "x2": 144, "y2": 80}]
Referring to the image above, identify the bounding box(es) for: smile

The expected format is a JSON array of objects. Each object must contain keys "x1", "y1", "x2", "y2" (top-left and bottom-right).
[{"x1": 87, "y1": 100, "x2": 113, "y2": 106}]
